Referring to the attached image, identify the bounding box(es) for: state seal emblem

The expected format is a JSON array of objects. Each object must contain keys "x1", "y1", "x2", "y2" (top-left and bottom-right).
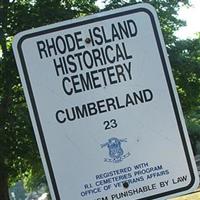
[{"x1": 101, "y1": 137, "x2": 130, "y2": 163}]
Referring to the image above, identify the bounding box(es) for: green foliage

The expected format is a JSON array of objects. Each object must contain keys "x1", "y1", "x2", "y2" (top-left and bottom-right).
[
  {"x1": 186, "y1": 109, "x2": 200, "y2": 154},
  {"x1": 23, "y1": 162, "x2": 46, "y2": 192},
  {"x1": 0, "y1": 49, "x2": 41, "y2": 184},
  {"x1": 169, "y1": 38, "x2": 200, "y2": 114},
  {"x1": 6, "y1": 0, "x2": 99, "y2": 37}
]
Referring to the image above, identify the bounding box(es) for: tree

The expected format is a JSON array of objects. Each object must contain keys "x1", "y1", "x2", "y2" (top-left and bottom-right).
[
  {"x1": 169, "y1": 37, "x2": 200, "y2": 152},
  {"x1": 0, "y1": 0, "x2": 98, "y2": 199},
  {"x1": 169, "y1": 38, "x2": 200, "y2": 114},
  {"x1": 186, "y1": 110, "x2": 200, "y2": 154}
]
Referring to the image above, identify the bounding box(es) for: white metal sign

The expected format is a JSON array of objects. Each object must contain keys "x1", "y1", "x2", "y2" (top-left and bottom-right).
[{"x1": 13, "y1": 3, "x2": 199, "y2": 200}]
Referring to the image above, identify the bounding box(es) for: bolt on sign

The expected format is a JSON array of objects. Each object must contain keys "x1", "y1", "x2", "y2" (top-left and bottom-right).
[{"x1": 13, "y1": 3, "x2": 199, "y2": 200}]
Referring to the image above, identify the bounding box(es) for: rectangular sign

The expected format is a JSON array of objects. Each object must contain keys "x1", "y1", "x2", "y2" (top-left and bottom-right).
[{"x1": 13, "y1": 3, "x2": 199, "y2": 200}]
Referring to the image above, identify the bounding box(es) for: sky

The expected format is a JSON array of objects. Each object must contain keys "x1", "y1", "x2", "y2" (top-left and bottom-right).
[{"x1": 176, "y1": 0, "x2": 200, "y2": 39}]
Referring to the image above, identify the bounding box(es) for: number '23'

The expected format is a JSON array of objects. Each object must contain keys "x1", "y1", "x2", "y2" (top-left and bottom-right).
[{"x1": 104, "y1": 119, "x2": 118, "y2": 130}]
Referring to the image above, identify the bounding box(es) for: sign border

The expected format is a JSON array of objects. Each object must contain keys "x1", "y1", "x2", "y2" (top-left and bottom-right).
[{"x1": 15, "y1": 5, "x2": 196, "y2": 200}]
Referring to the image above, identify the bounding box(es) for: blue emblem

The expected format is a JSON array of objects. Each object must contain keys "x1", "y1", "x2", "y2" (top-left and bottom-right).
[{"x1": 101, "y1": 137, "x2": 130, "y2": 163}]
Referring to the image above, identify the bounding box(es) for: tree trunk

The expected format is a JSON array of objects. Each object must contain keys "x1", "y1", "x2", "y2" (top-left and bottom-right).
[{"x1": 0, "y1": 164, "x2": 9, "y2": 200}]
